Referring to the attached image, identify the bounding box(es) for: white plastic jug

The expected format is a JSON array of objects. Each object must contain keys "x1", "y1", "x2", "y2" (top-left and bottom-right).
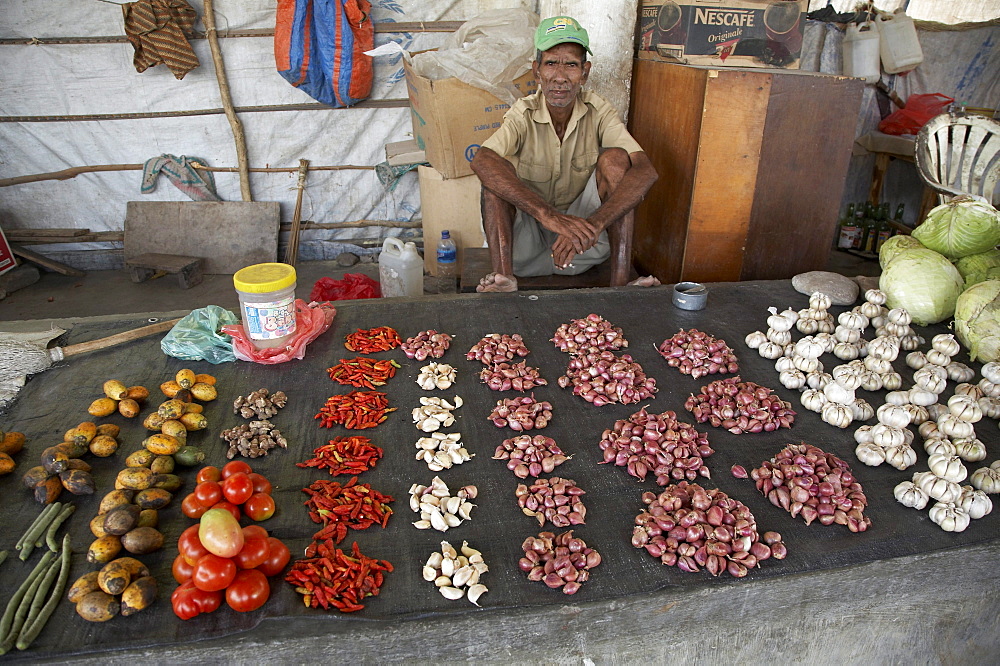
[
  {"x1": 877, "y1": 9, "x2": 923, "y2": 74},
  {"x1": 843, "y1": 21, "x2": 881, "y2": 83},
  {"x1": 379, "y1": 237, "x2": 423, "y2": 298}
]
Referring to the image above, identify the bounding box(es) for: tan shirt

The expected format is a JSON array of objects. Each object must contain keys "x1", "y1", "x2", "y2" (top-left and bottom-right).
[{"x1": 480, "y1": 90, "x2": 644, "y2": 210}]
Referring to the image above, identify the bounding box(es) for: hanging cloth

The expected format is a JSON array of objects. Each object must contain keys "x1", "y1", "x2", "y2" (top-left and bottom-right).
[
  {"x1": 274, "y1": 0, "x2": 374, "y2": 108},
  {"x1": 123, "y1": 0, "x2": 200, "y2": 80},
  {"x1": 141, "y1": 154, "x2": 220, "y2": 201}
]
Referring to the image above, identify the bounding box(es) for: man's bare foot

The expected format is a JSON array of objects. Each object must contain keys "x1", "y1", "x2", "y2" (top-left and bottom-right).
[
  {"x1": 476, "y1": 272, "x2": 518, "y2": 293},
  {"x1": 627, "y1": 275, "x2": 661, "y2": 287}
]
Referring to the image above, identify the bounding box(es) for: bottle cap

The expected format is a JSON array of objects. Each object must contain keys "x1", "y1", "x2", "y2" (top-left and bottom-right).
[
  {"x1": 442, "y1": 230, "x2": 451, "y2": 239},
  {"x1": 234, "y1": 263, "x2": 297, "y2": 293}
]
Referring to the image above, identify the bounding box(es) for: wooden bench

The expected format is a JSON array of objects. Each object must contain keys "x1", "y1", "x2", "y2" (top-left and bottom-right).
[
  {"x1": 459, "y1": 247, "x2": 637, "y2": 292},
  {"x1": 126, "y1": 253, "x2": 204, "y2": 289}
]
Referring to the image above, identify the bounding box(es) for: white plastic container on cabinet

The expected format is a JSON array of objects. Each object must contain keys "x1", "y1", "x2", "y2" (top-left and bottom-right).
[
  {"x1": 877, "y1": 9, "x2": 923, "y2": 74},
  {"x1": 379, "y1": 237, "x2": 424, "y2": 298},
  {"x1": 843, "y1": 21, "x2": 881, "y2": 83}
]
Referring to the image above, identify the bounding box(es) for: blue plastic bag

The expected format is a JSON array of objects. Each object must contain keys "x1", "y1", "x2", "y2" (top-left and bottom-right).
[{"x1": 160, "y1": 305, "x2": 238, "y2": 364}]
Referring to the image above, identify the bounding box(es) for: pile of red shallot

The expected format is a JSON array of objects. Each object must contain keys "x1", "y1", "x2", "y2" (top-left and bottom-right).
[
  {"x1": 479, "y1": 361, "x2": 547, "y2": 392},
  {"x1": 551, "y1": 313, "x2": 628, "y2": 354},
  {"x1": 656, "y1": 328, "x2": 739, "y2": 378},
  {"x1": 597, "y1": 407, "x2": 713, "y2": 484},
  {"x1": 684, "y1": 376, "x2": 795, "y2": 434},
  {"x1": 515, "y1": 476, "x2": 586, "y2": 528},
  {"x1": 487, "y1": 395, "x2": 553, "y2": 431},
  {"x1": 557, "y1": 350, "x2": 657, "y2": 406},
  {"x1": 519, "y1": 530, "x2": 601, "y2": 595},
  {"x1": 493, "y1": 434, "x2": 569, "y2": 479},
  {"x1": 466, "y1": 333, "x2": 531, "y2": 364},
  {"x1": 632, "y1": 481, "x2": 787, "y2": 577},
  {"x1": 401, "y1": 329, "x2": 453, "y2": 360},
  {"x1": 741, "y1": 443, "x2": 872, "y2": 532}
]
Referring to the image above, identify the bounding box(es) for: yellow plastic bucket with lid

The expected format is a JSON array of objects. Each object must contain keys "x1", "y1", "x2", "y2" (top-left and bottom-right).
[{"x1": 233, "y1": 263, "x2": 297, "y2": 349}]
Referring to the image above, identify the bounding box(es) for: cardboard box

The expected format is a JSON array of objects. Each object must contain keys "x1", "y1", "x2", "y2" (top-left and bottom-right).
[
  {"x1": 0, "y1": 226, "x2": 15, "y2": 276},
  {"x1": 418, "y1": 165, "x2": 486, "y2": 275},
  {"x1": 404, "y1": 61, "x2": 537, "y2": 179},
  {"x1": 636, "y1": 0, "x2": 808, "y2": 69}
]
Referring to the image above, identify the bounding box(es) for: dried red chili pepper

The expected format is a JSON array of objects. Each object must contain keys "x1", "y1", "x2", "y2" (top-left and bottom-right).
[
  {"x1": 326, "y1": 357, "x2": 400, "y2": 389},
  {"x1": 285, "y1": 540, "x2": 393, "y2": 612},
  {"x1": 315, "y1": 391, "x2": 396, "y2": 429},
  {"x1": 344, "y1": 326, "x2": 402, "y2": 353},
  {"x1": 297, "y1": 436, "x2": 384, "y2": 475},
  {"x1": 302, "y1": 476, "x2": 394, "y2": 543}
]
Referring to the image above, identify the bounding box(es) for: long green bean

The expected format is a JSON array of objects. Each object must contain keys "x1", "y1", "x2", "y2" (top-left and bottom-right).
[
  {"x1": 18, "y1": 557, "x2": 61, "y2": 640},
  {"x1": 16, "y1": 535, "x2": 73, "y2": 652},
  {"x1": 45, "y1": 504, "x2": 76, "y2": 553},
  {"x1": 0, "y1": 550, "x2": 56, "y2": 655},
  {"x1": 15, "y1": 503, "x2": 59, "y2": 553}
]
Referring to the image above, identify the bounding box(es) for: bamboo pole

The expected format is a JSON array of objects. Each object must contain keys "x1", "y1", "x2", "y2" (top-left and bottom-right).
[
  {"x1": 283, "y1": 159, "x2": 310, "y2": 266},
  {"x1": 202, "y1": 0, "x2": 252, "y2": 201}
]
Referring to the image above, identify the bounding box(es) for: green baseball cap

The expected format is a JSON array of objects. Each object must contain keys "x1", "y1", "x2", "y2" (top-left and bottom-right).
[{"x1": 534, "y1": 16, "x2": 592, "y2": 55}]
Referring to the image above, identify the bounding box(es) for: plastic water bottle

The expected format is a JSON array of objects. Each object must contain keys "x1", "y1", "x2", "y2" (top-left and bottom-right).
[{"x1": 436, "y1": 230, "x2": 457, "y2": 293}]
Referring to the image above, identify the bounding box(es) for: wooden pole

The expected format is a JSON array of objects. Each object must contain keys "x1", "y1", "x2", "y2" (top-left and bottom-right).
[
  {"x1": 202, "y1": 0, "x2": 252, "y2": 201},
  {"x1": 283, "y1": 159, "x2": 310, "y2": 266}
]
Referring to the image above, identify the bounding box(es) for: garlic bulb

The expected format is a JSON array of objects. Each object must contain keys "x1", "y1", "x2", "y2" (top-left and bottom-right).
[
  {"x1": 904, "y1": 404, "x2": 930, "y2": 425},
  {"x1": 766, "y1": 328, "x2": 792, "y2": 346},
  {"x1": 823, "y1": 381, "x2": 855, "y2": 405},
  {"x1": 937, "y1": 414, "x2": 975, "y2": 440},
  {"x1": 816, "y1": 318, "x2": 836, "y2": 334},
  {"x1": 833, "y1": 326, "x2": 862, "y2": 344},
  {"x1": 779, "y1": 307, "x2": 799, "y2": 324},
  {"x1": 774, "y1": 356, "x2": 796, "y2": 373},
  {"x1": 800, "y1": 388, "x2": 827, "y2": 413},
  {"x1": 865, "y1": 288, "x2": 886, "y2": 306},
  {"x1": 925, "y1": 403, "x2": 949, "y2": 421},
  {"x1": 928, "y1": 453, "x2": 968, "y2": 483},
  {"x1": 887, "y1": 308, "x2": 912, "y2": 326},
  {"x1": 833, "y1": 342, "x2": 861, "y2": 361},
  {"x1": 908, "y1": 388, "x2": 939, "y2": 407},
  {"x1": 885, "y1": 322, "x2": 910, "y2": 338},
  {"x1": 855, "y1": 441, "x2": 886, "y2": 467},
  {"x1": 779, "y1": 369, "x2": 807, "y2": 391},
  {"x1": 918, "y1": 420, "x2": 940, "y2": 439},
  {"x1": 928, "y1": 502, "x2": 971, "y2": 532},
  {"x1": 745, "y1": 331, "x2": 767, "y2": 349},
  {"x1": 757, "y1": 341, "x2": 784, "y2": 360},
  {"x1": 838, "y1": 311, "x2": 868, "y2": 330},
  {"x1": 792, "y1": 355, "x2": 820, "y2": 374},
  {"x1": 854, "y1": 424, "x2": 875, "y2": 444},
  {"x1": 809, "y1": 292, "x2": 832, "y2": 311},
  {"x1": 955, "y1": 382, "x2": 982, "y2": 399},
  {"x1": 978, "y1": 378, "x2": 1000, "y2": 398},
  {"x1": 831, "y1": 365, "x2": 861, "y2": 389},
  {"x1": 923, "y1": 437, "x2": 957, "y2": 457},
  {"x1": 947, "y1": 395, "x2": 983, "y2": 423},
  {"x1": 925, "y1": 349, "x2": 952, "y2": 367},
  {"x1": 793, "y1": 336, "x2": 824, "y2": 359},
  {"x1": 958, "y1": 486, "x2": 993, "y2": 519},
  {"x1": 859, "y1": 300, "x2": 882, "y2": 318},
  {"x1": 977, "y1": 396, "x2": 1000, "y2": 419},
  {"x1": 805, "y1": 371, "x2": 831, "y2": 391},
  {"x1": 953, "y1": 438, "x2": 987, "y2": 463},
  {"x1": 885, "y1": 390, "x2": 911, "y2": 406},
  {"x1": 877, "y1": 403, "x2": 912, "y2": 428},
  {"x1": 883, "y1": 444, "x2": 917, "y2": 470},
  {"x1": 863, "y1": 356, "x2": 891, "y2": 375},
  {"x1": 946, "y1": 362, "x2": 975, "y2": 384},
  {"x1": 872, "y1": 423, "x2": 907, "y2": 448},
  {"x1": 814, "y1": 333, "x2": 836, "y2": 354},
  {"x1": 858, "y1": 370, "x2": 883, "y2": 392},
  {"x1": 821, "y1": 402, "x2": 854, "y2": 428},
  {"x1": 851, "y1": 398, "x2": 874, "y2": 422},
  {"x1": 913, "y1": 369, "x2": 947, "y2": 394},
  {"x1": 981, "y1": 362, "x2": 1000, "y2": 385},
  {"x1": 931, "y1": 333, "x2": 961, "y2": 357},
  {"x1": 766, "y1": 307, "x2": 794, "y2": 332},
  {"x1": 905, "y1": 351, "x2": 928, "y2": 370},
  {"x1": 881, "y1": 372, "x2": 903, "y2": 391},
  {"x1": 970, "y1": 465, "x2": 1000, "y2": 494},
  {"x1": 900, "y1": 334, "x2": 924, "y2": 351},
  {"x1": 893, "y1": 481, "x2": 929, "y2": 510},
  {"x1": 796, "y1": 317, "x2": 819, "y2": 335},
  {"x1": 914, "y1": 472, "x2": 962, "y2": 503}
]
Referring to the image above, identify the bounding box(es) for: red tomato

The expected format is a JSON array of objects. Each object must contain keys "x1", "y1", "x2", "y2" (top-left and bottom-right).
[
  {"x1": 225, "y1": 569, "x2": 270, "y2": 613},
  {"x1": 182, "y1": 492, "x2": 211, "y2": 519},
  {"x1": 256, "y1": 537, "x2": 292, "y2": 578},
  {"x1": 178, "y1": 525, "x2": 210, "y2": 566},
  {"x1": 211, "y1": 500, "x2": 242, "y2": 522},
  {"x1": 172, "y1": 553, "x2": 195, "y2": 584},
  {"x1": 222, "y1": 460, "x2": 253, "y2": 479},
  {"x1": 242, "y1": 525, "x2": 269, "y2": 541},
  {"x1": 248, "y1": 472, "x2": 272, "y2": 495},
  {"x1": 193, "y1": 553, "x2": 238, "y2": 592},
  {"x1": 194, "y1": 480, "x2": 223, "y2": 507},
  {"x1": 244, "y1": 493, "x2": 276, "y2": 521},
  {"x1": 199, "y1": 508, "x2": 244, "y2": 558},
  {"x1": 196, "y1": 466, "x2": 222, "y2": 484},
  {"x1": 232, "y1": 536, "x2": 271, "y2": 570},
  {"x1": 172, "y1": 581, "x2": 222, "y2": 620},
  {"x1": 222, "y1": 472, "x2": 254, "y2": 505}
]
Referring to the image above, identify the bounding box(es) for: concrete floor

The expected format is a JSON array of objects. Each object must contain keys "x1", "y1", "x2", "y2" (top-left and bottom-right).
[{"x1": 0, "y1": 249, "x2": 880, "y2": 324}]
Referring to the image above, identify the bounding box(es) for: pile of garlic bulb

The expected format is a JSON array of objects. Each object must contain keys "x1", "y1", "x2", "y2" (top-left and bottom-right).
[
  {"x1": 855, "y1": 403, "x2": 917, "y2": 470},
  {"x1": 795, "y1": 292, "x2": 835, "y2": 335},
  {"x1": 874, "y1": 307, "x2": 925, "y2": 351}
]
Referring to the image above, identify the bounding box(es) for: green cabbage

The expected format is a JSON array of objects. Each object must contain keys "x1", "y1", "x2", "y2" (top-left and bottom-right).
[
  {"x1": 879, "y1": 248, "x2": 964, "y2": 325},
  {"x1": 954, "y1": 248, "x2": 1000, "y2": 288},
  {"x1": 954, "y1": 280, "x2": 1000, "y2": 362},
  {"x1": 911, "y1": 197, "x2": 1000, "y2": 260},
  {"x1": 879, "y1": 234, "x2": 925, "y2": 269}
]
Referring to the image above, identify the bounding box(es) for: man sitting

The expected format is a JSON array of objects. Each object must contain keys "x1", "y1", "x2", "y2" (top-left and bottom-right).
[{"x1": 472, "y1": 15, "x2": 658, "y2": 293}]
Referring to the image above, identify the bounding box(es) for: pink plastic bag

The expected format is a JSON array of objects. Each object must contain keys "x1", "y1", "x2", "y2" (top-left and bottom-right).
[
  {"x1": 878, "y1": 93, "x2": 953, "y2": 136},
  {"x1": 222, "y1": 299, "x2": 336, "y2": 364}
]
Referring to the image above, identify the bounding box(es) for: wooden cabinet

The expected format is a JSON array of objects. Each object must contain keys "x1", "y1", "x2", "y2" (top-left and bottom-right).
[{"x1": 627, "y1": 60, "x2": 864, "y2": 283}]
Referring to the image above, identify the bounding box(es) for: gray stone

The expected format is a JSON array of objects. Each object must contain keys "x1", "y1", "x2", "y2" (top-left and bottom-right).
[
  {"x1": 336, "y1": 252, "x2": 360, "y2": 267},
  {"x1": 0, "y1": 263, "x2": 41, "y2": 300},
  {"x1": 853, "y1": 274, "x2": 881, "y2": 294},
  {"x1": 792, "y1": 270, "x2": 860, "y2": 305}
]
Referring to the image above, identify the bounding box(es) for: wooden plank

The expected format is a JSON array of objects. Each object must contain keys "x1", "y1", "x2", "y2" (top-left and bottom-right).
[
  {"x1": 4, "y1": 231, "x2": 123, "y2": 244},
  {"x1": 124, "y1": 201, "x2": 280, "y2": 274},
  {"x1": 11, "y1": 244, "x2": 86, "y2": 276},
  {"x1": 3, "y1": 228, "x2": 89, "y2": 238}
]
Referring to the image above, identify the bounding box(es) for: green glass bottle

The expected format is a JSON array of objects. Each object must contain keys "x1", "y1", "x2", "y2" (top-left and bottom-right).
[
  {"x1": 837, "y1": 203, "x2": 858, "y2": 249},
  {"x1": 875, "y1": 203, "x2": 892, "y2": 252},
  {"x1": 861, "y1": 203, "x2": 878, "y2": 253}
]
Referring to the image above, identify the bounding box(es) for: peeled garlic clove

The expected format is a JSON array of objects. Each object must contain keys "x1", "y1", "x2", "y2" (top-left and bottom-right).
[
  {"x1": 440, "y1": 556, "x2": 456, "y2": 578},
  {"x1": 466, "y1": 583, "x2": 487, "y2": 606},
  {"x1": 426, "y1": 551, "x2": 443, "y2": 569},
  {"x1": 440, "y1": 541, "x2": 458, "y2": 559},
  {"x1": 444, "y1": 495, "x2": 462, "y2": 515},
  {"x1": 422, "y1": 566, "x2": 438, "y2": 582},
  {"x1": 413, "y1": 520, "x2": 431, "y2": 530},
  {"x1": 458, "y1": 501, "x2": 475, "y2": 520},
  {"x1": 439, "y1": 586, "x2": 465, "y2": 600},
  {"x1": 452, "y1": 565, "x2": 473, "y2": 588},
  {"x1": 430, "y1": 511, "x2": 449, "y2": 531},
  {"x1": 444, "y1": 512, "x2": 462, "y2": 528},
  {"x1": 460, "y1": 541, "x2": 480, "y2": 558}
]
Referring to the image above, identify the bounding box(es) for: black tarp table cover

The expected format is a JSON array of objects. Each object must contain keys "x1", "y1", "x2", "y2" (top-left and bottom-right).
[{"x1": 1, "y1": 281, "x2": 997, "y2": 660}]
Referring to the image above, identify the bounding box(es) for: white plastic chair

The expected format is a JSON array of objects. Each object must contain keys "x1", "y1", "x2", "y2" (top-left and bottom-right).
[{"x1": 914, "y1": 113, "x2": 1000, "y2": 207}]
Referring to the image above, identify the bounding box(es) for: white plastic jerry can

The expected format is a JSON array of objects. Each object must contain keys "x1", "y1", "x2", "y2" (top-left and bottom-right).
[
  {"x1": 877, "y1": 9, "x2": 923, "y2": 74},
  {"x1": 379, "y1": 237, "x2": 424, "y2": 298},
  {"x1": 843, "y1": 20, "x2": 881, "y2": 83}
]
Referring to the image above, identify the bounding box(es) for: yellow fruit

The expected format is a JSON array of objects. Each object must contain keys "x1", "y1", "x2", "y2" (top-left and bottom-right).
[
  {"x1": 88, "y1": 398, "x2": 118, "y2": 418},
  {"x1": 102, "y1": 380, "x2": 128, "y2": 401},
  {"x1": 189, "y1": 382, "x2": 217, "y2": 402},
  {"x1": 175, "y1": 369, "x2": 196, "y2": 390}
]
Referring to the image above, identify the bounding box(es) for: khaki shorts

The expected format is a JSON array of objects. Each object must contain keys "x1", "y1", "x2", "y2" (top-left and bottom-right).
[{"x1": 512, "y1": 172, "x2": 610, "y2": 277}]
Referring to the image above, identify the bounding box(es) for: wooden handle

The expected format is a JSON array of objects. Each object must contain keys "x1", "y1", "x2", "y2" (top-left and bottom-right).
[{"x1": 60, "y1": 318, "x2": 182, "y2": 358}]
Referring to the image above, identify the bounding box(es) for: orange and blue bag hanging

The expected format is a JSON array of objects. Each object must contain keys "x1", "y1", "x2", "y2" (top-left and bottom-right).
[{"x1": 274, "y1": 0, "x2": 374, "y2": 108}]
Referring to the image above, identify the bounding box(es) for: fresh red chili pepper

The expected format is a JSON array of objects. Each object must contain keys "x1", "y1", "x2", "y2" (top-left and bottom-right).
[
  {"x1": 315, "y1": 391, "x2": 396, "y2": 430},
  {"x1": 301, "y1": 477, "x2": 394, "y2": 543},
  {"x1": 326, "y1": 357, "x2": 401, "y2": 389},
  {"x1": 297, "y1": 436, "x2": 385, "y2": 475},
  {"x1": 285, "y1": 541, "x2": 392, "y2": 612},
  {"x1": 344, "y1": 326, "x2": 402, "y2": 353}
]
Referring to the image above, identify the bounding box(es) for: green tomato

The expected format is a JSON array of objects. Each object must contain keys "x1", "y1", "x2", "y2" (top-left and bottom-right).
[{"x1": 198, "y1": 508, "x2": 244, "y2": 558}]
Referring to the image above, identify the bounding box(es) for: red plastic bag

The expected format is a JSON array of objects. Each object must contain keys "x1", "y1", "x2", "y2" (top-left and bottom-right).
[
  {"x1": 222, "y1": 300, "x2": 336, "y2": 364},
  {"x1": 309, "y1": 273, "x2": 380, "y2": 301},
  {"x1": 878, "y1": 93, "x2": 953, "y2": 136}
]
